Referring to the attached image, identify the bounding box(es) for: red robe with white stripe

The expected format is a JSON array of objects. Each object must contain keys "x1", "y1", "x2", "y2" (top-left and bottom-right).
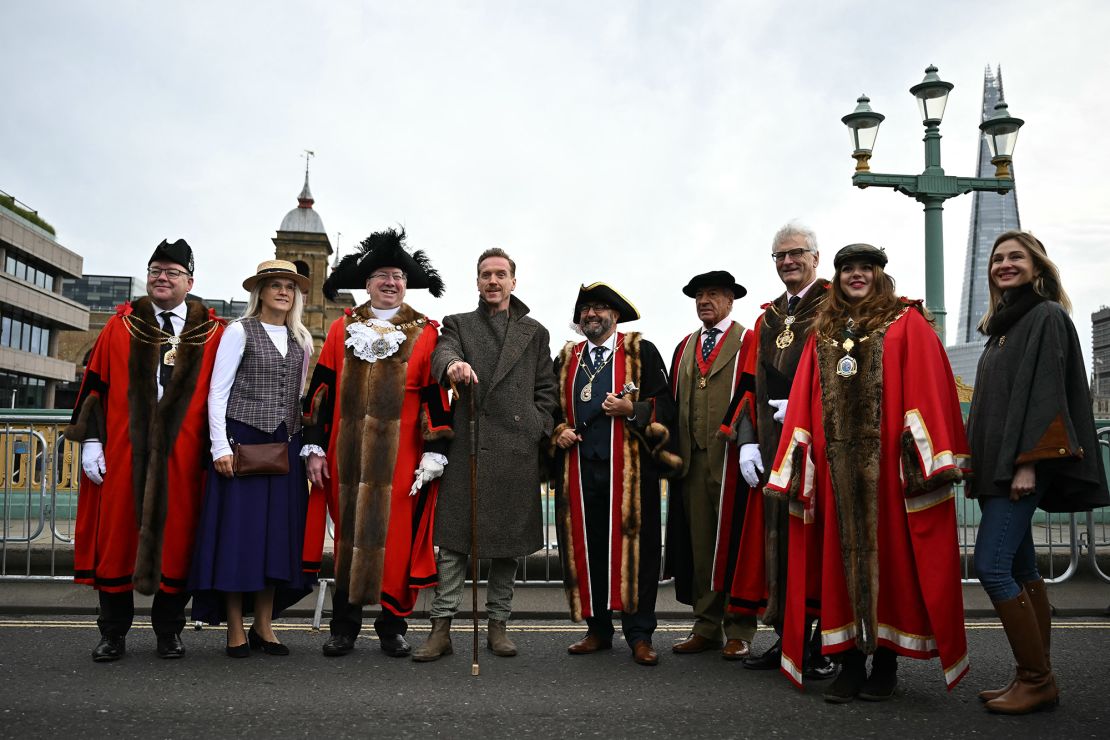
[{"x1": 766, "y1": 306, "x2": 970, "y2": 690}]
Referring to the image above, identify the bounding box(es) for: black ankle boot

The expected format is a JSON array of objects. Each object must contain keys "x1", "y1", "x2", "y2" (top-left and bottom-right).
[
  {"x1": 859, "y1": 647, "x2": 898, "y2": 701},
  {"x1": 823, "y1": 648, "x2": 867, "y2": 703}
]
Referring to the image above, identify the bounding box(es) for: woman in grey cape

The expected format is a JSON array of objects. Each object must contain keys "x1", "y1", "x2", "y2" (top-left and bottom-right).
[{"x1": 967, "y1": 230, "x2": 1109, "y2": 714}]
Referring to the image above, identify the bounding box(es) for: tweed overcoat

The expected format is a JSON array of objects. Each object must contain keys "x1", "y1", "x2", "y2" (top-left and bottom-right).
[{"x1": 432, "y1": 296, "x2": 560, "y2": 558}]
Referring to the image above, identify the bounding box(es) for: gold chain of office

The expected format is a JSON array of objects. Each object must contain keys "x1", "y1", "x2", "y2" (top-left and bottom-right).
[
  {"x1": 817, "y1": 307, "x2": 908, "y2": 378},
  {"x1": 122, "y1": 315, "x2": 221, "y2": 366}
]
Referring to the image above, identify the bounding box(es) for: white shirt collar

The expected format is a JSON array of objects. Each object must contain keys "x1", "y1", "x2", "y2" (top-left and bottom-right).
[
  {"x1": 371, "y1": 304, "x2": 401, "y2": 320},
  {"x1": 787, "y1": 279, "x2": 819, "y2": 302},
  {"x1": 155, "y1": 302, "x2": 187, "y2": 320},
  {"x1": 587, "y1": 332, "x2": 618, "y2": 354},
  {"x1": 703, "y1": 317, "x2": 732, "y2": 336}
]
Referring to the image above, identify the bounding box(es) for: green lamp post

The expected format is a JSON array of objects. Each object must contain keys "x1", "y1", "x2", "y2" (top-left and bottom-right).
[{"x1": 842, "y1": 65, "x2": 1024, "y2": 338}]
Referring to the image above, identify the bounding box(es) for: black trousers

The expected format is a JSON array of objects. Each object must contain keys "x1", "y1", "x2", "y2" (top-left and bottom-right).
[
  {"x1": 580, "y1": 457, "x2": 657, "y2": 647},
  {"x1": 97, "y1": 590, "x2": 191, "y2": 638},
  {"x1": 329, "y1": 589, "x2": 407, "y2": 639}
]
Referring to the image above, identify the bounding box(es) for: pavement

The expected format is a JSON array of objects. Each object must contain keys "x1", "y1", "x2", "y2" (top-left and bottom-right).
[
  {"x1": 2, "y1": 555, "x2": 1109, "y2": 738},
  {"x1": 1, "y1": 613, "x2": 1109, "y2": 738}
]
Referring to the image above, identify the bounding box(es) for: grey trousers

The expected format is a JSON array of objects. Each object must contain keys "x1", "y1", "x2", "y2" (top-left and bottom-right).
[{"x1": 429, "y1": 547, "x2": 518, "y2": 622}]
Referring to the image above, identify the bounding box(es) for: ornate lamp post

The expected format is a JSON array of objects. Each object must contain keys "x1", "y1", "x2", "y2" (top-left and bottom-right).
[{"x1": 842, "y1": 65, "x2": 1024, "y2": 337}]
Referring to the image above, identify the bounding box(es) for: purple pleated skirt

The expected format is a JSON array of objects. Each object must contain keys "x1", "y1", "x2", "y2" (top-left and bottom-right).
[{"x1": 188, "y1": 419, "x2": 315, "y2": 624}]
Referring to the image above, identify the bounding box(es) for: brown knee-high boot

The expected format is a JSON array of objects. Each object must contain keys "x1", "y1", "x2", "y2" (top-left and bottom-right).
[
  {"x1": 985, "y1": 589, "x2": 1058, "y2": 715},
  {"x1": 979, "y1": 579, "x2": 1052, "y2": 702}
]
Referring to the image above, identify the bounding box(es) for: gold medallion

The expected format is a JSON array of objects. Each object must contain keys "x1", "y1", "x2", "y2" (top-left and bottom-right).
[
  {"x1": 775, "y1": 329, "x2": 794, "y2": 349},
  {"x1": 163, "y1": 335, "x2": 181, "y2": 367},
  {"x1": 580, "y1": 384, "x2": 593, "y2": 402},
  {"x1": 697, "y1": 376, "x2": 707, "y2": 389}
]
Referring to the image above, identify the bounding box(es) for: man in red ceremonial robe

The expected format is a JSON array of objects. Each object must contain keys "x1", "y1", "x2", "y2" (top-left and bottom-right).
[
  {"x1": 766, "y1": 243, "x2": 970, "y2": 701},
  {"x1": 664, "y1": 270, "x2": 759, "y2": 659},
  {"x1": 302, "y1": 228, "x2": 452, "y2": 658},
  {"x1": 551, "y1": 283, "x2": 680, "y2": 667},
  {"x1": 67, "y1": 239, "x2": 224, "y2": 662},
  {"x1": 722, "y1": 222, "x2": 835, "y2": 680}
]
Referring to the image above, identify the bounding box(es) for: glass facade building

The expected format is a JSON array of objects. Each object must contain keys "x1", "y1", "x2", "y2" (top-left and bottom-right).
[
  {"x1": 62, "y1": 274, "x2": 141, "y2": 311},
  {"x1": 1093, "y1": 307, "x2": 1110, "y2": 397}
]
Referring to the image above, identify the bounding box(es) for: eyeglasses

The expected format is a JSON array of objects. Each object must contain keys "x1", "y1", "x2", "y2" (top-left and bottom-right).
[
  {"x1": 771, "y1": 248, "x2": 812, "y2": 263},
  {"x1": 147, "y1": 266, "x2": 190, "y2": 279},
  {"x1": 579, "y1": 303, "x2": 612, "y2": 315},
  {"x1": 265, "y1": 280, "x2": 297, "y2": 292},
  {"x1": 370, "y1": 271, "x2": 407, "y2": 282}
]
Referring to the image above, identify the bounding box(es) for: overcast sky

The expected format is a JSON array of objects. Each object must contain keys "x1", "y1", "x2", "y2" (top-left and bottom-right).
[{"x1": 4, "y1": 1, "x2": 1108, "y2": 368}]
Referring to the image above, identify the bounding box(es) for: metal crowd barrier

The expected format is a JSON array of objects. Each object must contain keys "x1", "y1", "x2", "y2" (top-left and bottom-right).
[
  {"x1": 0, "y1": 411, "x2": 79, "y2": 582},
  {"x1": 4, "y1": 408, "x2": 1107, "y2": 610},
  {"x1": 1084, "y1": 427, "x2": 1110, "y2": 584}
]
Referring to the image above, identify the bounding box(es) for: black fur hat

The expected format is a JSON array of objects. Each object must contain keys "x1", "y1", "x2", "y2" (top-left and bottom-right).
[
  {"x1": 322, "y1": 227, "x2": 444, "y2": 301},
  {"x1": 149, "y1": 239, "x2": 194, "y2": 274}
]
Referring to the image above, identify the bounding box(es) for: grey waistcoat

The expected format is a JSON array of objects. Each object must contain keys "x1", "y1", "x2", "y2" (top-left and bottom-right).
[{"x1": 226, "y1": 317, "x2": 304, "y2": 436}]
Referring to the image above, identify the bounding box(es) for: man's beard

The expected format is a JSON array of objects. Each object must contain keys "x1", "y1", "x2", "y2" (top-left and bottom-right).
[{"x1": 582, "y1": 316, "x2": 613, "y2": 341}]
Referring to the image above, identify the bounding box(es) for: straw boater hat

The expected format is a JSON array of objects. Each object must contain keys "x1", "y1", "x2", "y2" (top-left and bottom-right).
[
  {"x1": 833, "y1": 243, "x2": 887, "y2": 270},
  {"x1": 242, "y1": 259, "x2": 311, "y2": 293},
  {"x1": 322, "y1": 227, "x2": 444, "y2": 301},
  {"x1": 681, "y1": 270, "x2": 746, "y2": 299},
  {"x1": 571, "y1": 282, "x2": 641, "y2": 324}
]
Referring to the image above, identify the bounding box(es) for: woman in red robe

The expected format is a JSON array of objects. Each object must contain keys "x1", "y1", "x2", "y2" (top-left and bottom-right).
[{"x1": 766, "y1": 243, "x2": 970, "y2": 703}]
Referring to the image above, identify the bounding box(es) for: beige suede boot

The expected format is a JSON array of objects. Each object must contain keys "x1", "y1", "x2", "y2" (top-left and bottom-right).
[
  {"x1": 487, "y1": 619, "x2": 517, "y2": 657},
  {"x1": 412, "y1": 618, "x2": 453, "y2": 662}
]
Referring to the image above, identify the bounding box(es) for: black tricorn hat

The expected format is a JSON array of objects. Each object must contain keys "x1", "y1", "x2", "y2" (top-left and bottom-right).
[
  {"x1": 322, "y1": 227, "x2": 444, "y2": 301},
  {"x1": 149, "y1": 239, "x2": 194, "y2": 274},
  {"x1": 682, "y1": 270, "x2": 746, "y2": 299},
  {"x1": 572, "y1": 282, "x2": 641, "y2": 324},
  {"x1": 833, "y1": 243, "x2": 887, "y2": 270}
]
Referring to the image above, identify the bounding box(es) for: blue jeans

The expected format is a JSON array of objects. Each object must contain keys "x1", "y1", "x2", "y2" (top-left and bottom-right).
[{"x1": 973, "y1": 486, "x2": 1045, "y2": 602}]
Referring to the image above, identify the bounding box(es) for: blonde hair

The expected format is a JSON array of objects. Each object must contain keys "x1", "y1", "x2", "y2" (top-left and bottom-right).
[
  {"x1": 812, "y1": 263, "x2": 926, "y2": 337},
  {"x1": 241, "y1": 279, "x2": 314, "y2": 350},
  {"x1": 977, "y1": 230, "x2": 1072, "y2": 333}
]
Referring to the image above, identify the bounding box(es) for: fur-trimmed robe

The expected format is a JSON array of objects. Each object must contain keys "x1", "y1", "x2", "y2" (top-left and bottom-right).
[
  {"x1": 65, "y1": 297, "x2": 224, "y2": 595},
  {"x1": 766, "y1": 306, "x2": 971, "y2": 690},
  {"x1": 301, "y1": 303, "x2": 452, "y2": 611},
  {"x1": 725, "y1": 280, "x2": 829, "y2": 624},
  {"x1": 551, "y1": 333, "x2": 679, "y2": 621}
]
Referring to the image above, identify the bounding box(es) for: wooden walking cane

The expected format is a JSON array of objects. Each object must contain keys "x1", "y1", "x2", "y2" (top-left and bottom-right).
[{"x1": 467, "y1": 382, "x2": 480, "y2": 677}]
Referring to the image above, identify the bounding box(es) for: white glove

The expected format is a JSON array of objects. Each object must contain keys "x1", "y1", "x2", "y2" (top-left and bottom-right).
[
  {"x1": 409, "y1": 452, "x2": 446, "y2": 496},
  {"x1": 739, "y1": 443, "x2": 763, "y2": 488},
  {"x1": 769, "y1": 398, "x2": 788, "y2": 424},
  {"x1": 81, "y1": 441, "x2": 106, "y2": 485}
]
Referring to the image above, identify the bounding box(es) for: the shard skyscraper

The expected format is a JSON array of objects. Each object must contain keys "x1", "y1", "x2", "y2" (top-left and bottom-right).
[{"x1": 946, "y1": 65, "x2": 1022, "y2": 385}]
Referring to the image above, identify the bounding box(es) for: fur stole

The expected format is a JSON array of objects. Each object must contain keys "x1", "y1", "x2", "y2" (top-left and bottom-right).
[
  {"x1": 815, "y1": 323, "x2": 886, "y2": 654},
  {"x1": 335, "y1": 302, "x2": 429, "y2": 605},
  {"x1": 130, "y1": 298, "x2": 221, "y2": 594}
]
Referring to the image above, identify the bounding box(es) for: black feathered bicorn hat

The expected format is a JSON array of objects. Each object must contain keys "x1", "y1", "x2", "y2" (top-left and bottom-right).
[
  {"x1": 149, "y1": 239, "x2": 195, "y2": 274},
  {"x1": 682, "y1": 270, "x2": 746, "y2": 299},
  {"x1": 322, "y1": 227, "x2": 444, "y2": 301},
  {"x1": 833, "y1": 243, "x2": 887, "y2": 271},
  {"x1": 572, "y1": 282, "x2": 641, "y2": 324}
]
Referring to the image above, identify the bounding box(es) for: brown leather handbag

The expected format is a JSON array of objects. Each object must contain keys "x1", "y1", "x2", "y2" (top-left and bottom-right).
[{"x1": 230, "y1": 438, "x2": 290, "y2": 477}]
